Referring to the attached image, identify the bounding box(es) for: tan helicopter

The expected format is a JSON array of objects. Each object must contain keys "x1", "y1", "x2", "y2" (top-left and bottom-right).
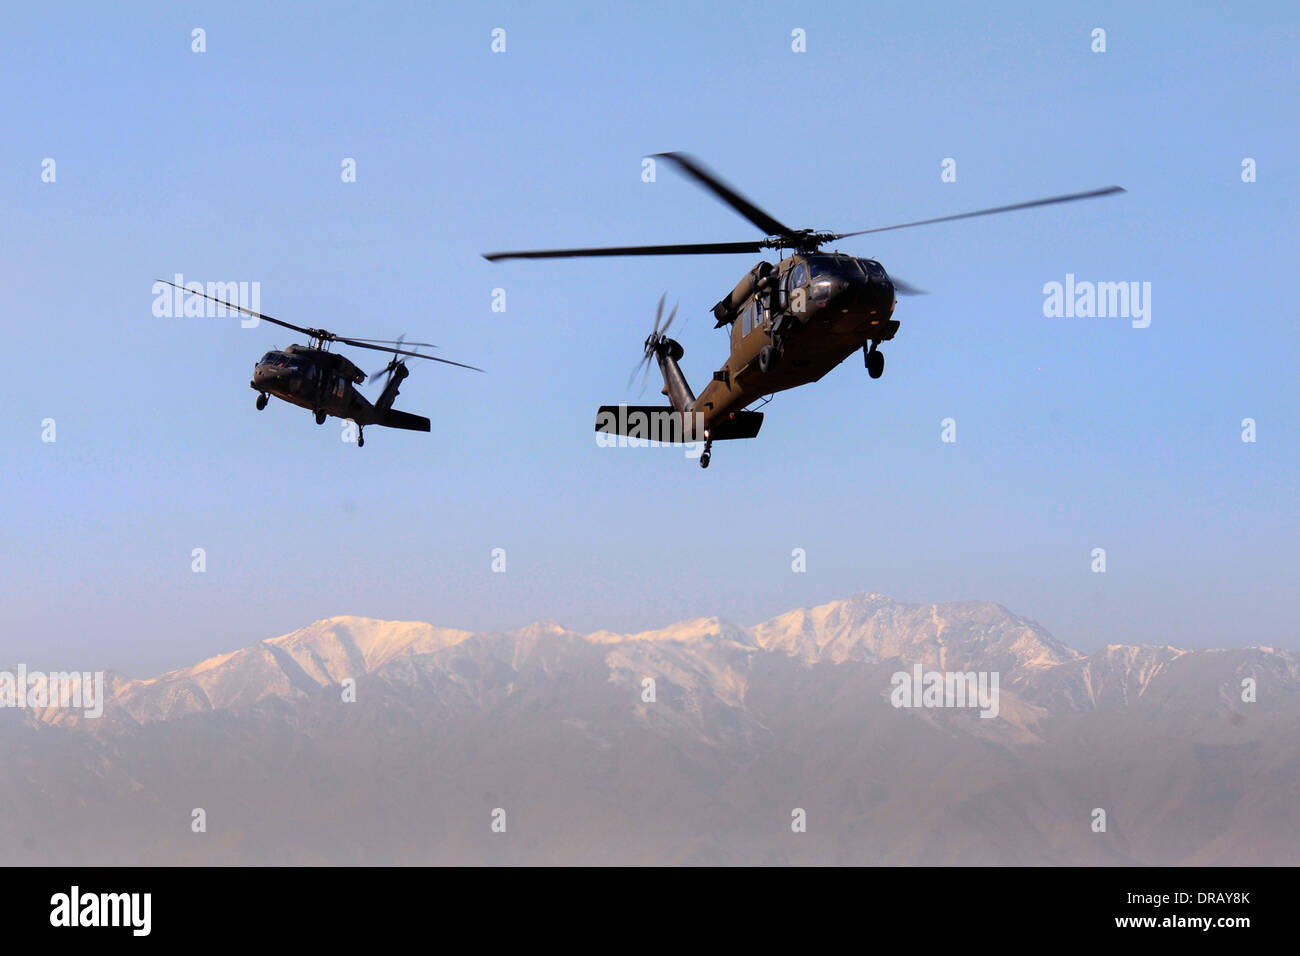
[
  {"x1": 486, "y1": 152, "x2": 1122, "y2": 468},
  {"x1": 158, "y1": 279, "x2": 482, "y2": 447}
]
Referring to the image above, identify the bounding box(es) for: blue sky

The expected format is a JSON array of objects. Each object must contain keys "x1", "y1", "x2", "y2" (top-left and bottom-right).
[{"x1": 2, "y1": 1, "x2": 1296, "y2": 674}]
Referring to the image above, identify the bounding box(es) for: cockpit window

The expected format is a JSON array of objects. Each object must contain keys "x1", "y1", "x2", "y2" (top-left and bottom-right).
[
  {"x1": 857, "y1": 258, "x2": 884, "y2": 276},
  {"x1": 789, "y1": 261, "x2": 809, "y2": 289},
  {"x1": 259, "y1": 352, "x2": 277, "y2": 365},
  {"x1": 806, "y1": 256, "x2": 834, "y2": 277},
  {"x1": 807, "y1": 255, "x2": 862, "y2": 278}
]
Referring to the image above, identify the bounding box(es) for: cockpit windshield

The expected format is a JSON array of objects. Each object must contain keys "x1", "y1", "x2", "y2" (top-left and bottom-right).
[
  {"x1": 857, "y1": 258, "x2": 885, "y2": 277},
  {"x1": 807, "y1": 255, "x2": 863, "y2": 278},
  {"x1": 805, "y1": 255, "x2": 837, "y2": 278}
]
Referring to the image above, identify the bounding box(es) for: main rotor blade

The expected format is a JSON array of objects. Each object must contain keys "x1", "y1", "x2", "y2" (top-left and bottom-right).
[
  {"x1": 652, "y1": 152, "x2": 796, "y2": 239},
  {"x1": 484, "y1": 240, "x2": 766, "y2": 261},
  {"x1": 346, "y1": 337, "x2": 439, "y2": 349},
  {"x1": 832, "y1": 186, "x2": 1125, "y2": 240},
  {"x1": 155, "y1": 279, "x2": 313, "y2": 337},
  {"x1": 337, "y1": 338, "x2": 484, "y2": 372},
  {"x1": 889, "y1": 276, "x2": 928, "y2": 295}
]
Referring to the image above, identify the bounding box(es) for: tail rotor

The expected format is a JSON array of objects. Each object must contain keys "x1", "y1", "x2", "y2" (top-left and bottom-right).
[
  {"x1": 628, "y1": 293, "x2": 679, "y2": 394},
  {"x1": 370, "y1": 334, "x2": 411, "y2": 389}
]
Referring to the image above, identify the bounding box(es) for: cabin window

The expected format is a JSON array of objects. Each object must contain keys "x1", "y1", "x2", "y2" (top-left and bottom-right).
[{"x1": 790, "y1": 262, "x2": 808, "y2": 289}]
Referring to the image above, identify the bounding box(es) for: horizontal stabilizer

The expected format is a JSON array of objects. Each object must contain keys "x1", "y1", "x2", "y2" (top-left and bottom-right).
[
  {"x1": 594, "y1": 405, "x2": 762, "y2": 442},
  {"x1": 596, "y1": 405, "x2": 695, "y2": 442},
  {"x1": 708, "y1": 410, "x2": 763, "y2": 440},
  {"x1": 382, "y1": 409, "x2": 431, "y2": 432}
]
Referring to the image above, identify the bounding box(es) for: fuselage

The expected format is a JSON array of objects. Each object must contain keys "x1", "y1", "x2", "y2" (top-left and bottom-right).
[
  {"x1": 686, "y1": 252, "x2": 899, "y2": 428},
  {"x1": 250, "y1": 344, "x2": 380, "y2": 424}
]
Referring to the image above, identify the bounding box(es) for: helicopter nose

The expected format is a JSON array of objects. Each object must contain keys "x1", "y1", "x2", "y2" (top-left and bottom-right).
[
  {"x1": 254, "y1": 366, "x2": 286, "y2": 388},
  {"x1": 871, "y1": 275, "x2": 895, "y2": 309},
  {"x1": 829, "y1": 273, "x2": 891, "y2": 314}
]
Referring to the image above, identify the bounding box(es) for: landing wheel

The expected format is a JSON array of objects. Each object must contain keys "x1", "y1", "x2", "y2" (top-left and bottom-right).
[
  {"x1": 255, "y1": 393, "x2": 268, "y2": 410},
  {"x1": 758, "y1": 344, "x2": 779, "y2": 374},
  {"x1": 699, "y1": 451, "x2": 711, "y2": 469},
  {"x1": 314, "y1": 409, "x2": 327, "y2": 425},
  {"x1": 357, "y1": 432, "x2": 365, "y2": 448},
  {"x1": 866, "y1": 348, "x2": 885, "y2": 380}
]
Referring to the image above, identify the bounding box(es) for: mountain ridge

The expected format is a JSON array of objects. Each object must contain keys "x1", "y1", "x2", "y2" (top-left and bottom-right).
[{"x1": 32, "y1": 591, "x2": 1295, "y2": 732}]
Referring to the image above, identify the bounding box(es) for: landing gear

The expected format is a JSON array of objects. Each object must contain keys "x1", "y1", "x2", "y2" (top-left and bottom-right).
[
  {"x1": 758, "y1": 344, "x2": 780, "y2": 374},
  {"x1": 699, "y1": 437, "x2": 713, "y2": 469},
  {"x1": 314, "y1": 409, "x2": 327, "y2": 425},
  {"x1": 864, "y1": 343, "x2": 885, "y2": 379},
  {"x1": 357, "y1": 429, "x2": 365, "y2": 448},
  {"x1": 255, "y1": 393, "x2": 268, "y2": 410}
]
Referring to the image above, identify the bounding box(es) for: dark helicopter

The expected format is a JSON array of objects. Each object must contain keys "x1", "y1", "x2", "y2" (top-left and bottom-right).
[
  {"x1": 158, "y1": 279, "x2": 482, "y2": 447},
  {"x1": 485, "y1": 152, "x2": 1122, "y2": 468}
]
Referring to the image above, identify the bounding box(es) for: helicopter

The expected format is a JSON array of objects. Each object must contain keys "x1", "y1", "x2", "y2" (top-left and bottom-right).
[
  {"x1": 485, "y1": 152, "x2": 1123, "y2": 468},
  {"x1": 157, "y1": 279, "x2": 482, "y2": 447}
]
